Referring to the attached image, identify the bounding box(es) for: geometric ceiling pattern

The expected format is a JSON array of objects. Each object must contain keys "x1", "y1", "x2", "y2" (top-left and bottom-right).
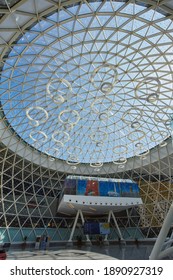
[
  {"x1": 0, "y1": 0, "x2": 173, "y2": 169},
  {"x1": 0, "y1": 0, "x2": 173, "y2": 245}
]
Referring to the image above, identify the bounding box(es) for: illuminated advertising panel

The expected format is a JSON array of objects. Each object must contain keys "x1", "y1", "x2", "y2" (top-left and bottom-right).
[{"x1": 64, "y1": 176, "x2": 140, "y2": 198}]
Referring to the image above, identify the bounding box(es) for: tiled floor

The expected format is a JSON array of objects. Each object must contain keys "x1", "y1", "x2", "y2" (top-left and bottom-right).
[
  {"x1": 5, "y1": 242, "x2": 157, "y2": 260},
  {"x1": 7, "y1": 248, "x2": 116, "y2": 260}
]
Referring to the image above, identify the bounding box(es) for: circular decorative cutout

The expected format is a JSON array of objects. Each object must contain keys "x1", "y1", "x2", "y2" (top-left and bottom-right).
[
  {"x1": 128, "y1": 130, "x2": 145, "y2": 141},
  {"x1": 122, "y1": 107, "x2": 143, "y2": 124},
  {"x1": 63, "y1": 123, "x2": 75, "y2": 131},
  {"x1": 135, "y1": 142, "x2": 143, "y2": 148},
  {"x1": 159, "y1": 141, "x2": 167, "y2": 147},
  {"x1": 165, "y1": 120, "x2": 171, "y2": 127},
  {"x1": 113, "y1": 145, "x2": 128, "y2": 155},
  {"x1": 2, "y1": 1, "x2": 173, "y2": 166},
  {"x1": 52, "y1": 131, "x2": 70, "y2": 143},
  {"x1": 100, "y1": 82, "x2": 114, "y2": 93},
  {"x1": 154, "y1": 110, "x2": 171, "y2": 123},
  {"x1": 90, "y1": 63, "x2": 118, "y2": 93},
  {"x1": 135, "y1": 149, "x2": 149, "y2": 157},
  {"x1": 66, "y1": 155, "x2": 80, "y2": 165},
  {"x1": 99, "y1": 112, "x2": 109, "y2": 120},
  {"x1": 90, "y1": 162, "x2": 103, "y2": 168},
  {"x1": 131, "y1": 121, "x2": 140, "y2": 129},
  {"x1": 58, "y1": 109, "x2": 80, "y2": 125},
  {"x1": 118, "y1": 164, "x2": 125, "y2": 168},
  {"x1": 46, "y1": 78, "x2": 72, "y2": 104},
  {"x1": 71, "y1": 166, "x2": 77, "y2": 170},
  {"x1": 113, "y1": 157, "x2": 127, "y2": 165},
  {"x1": 67, "y1": 146, "x2": 82, "y2": 155},
  {"x1": 51, "y1": 93, "x2": 65, "y2": 105},
  {"x1": 147, "y1": 93, "x2": 159, "y2": 103},
  {"x1": 95, "y1": 141, "x2": 103, "y2": 147},
  {"x1": 135, "y1": 77, "x2": 161, "y2": 101},
  {"x1": 26, "y1": 106, "x2": 49, "y2": 126},
  {"x1": 90, "y1": 129, "x2": 108, "y2": 142},
  {"x1": 93, "y1": 168, "x2": 101, "y2": 172},
  {"x1": 140, "y1": 155, "x2": 147, "y2": 160},
  {"x1": 29, "y1": 131, "x2": 48, "y2": 143}
]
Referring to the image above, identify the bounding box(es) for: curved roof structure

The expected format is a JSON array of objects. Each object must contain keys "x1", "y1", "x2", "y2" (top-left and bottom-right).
[{"x1": 0, "y1": 0, "x2": 173, "y2": 244}]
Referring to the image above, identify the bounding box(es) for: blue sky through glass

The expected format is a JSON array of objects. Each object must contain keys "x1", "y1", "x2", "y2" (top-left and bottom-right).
[{"x1": 0, "y1": 1, "x2": 173, "y2": 165}]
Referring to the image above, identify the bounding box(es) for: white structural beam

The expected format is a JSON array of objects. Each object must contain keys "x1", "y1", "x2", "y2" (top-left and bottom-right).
[
  {"x1": 149, "y1": 202, "x2": 173, "y2": 259},
  {"x1": 68, "y1": 209, "x2": 91, "y2": 244},
  {"x1": 104, "y1": 210, "x2": 124, "y2": 242}
]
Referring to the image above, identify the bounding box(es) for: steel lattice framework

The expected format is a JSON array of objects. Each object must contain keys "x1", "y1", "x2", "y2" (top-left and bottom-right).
[{"x1": 0, "y1": 0, "x2": 173, "y2": 245}]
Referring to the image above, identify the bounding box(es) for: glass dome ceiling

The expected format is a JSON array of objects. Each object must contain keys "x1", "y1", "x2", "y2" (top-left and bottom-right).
[{"x1": 0, "y1": 0, "x2": 173, "y2": 167}]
